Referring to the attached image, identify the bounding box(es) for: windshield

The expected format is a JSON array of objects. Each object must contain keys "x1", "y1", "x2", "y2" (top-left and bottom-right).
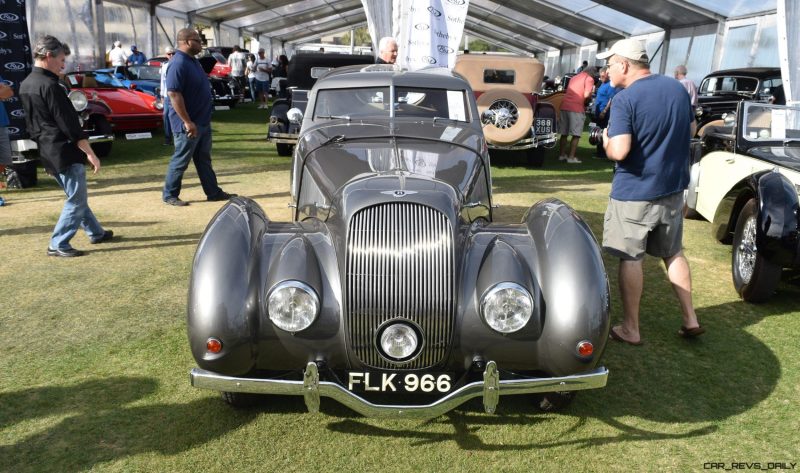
[
  {"x1": 314, "y1": 86, "x2": 470, "y2": 122},
  {"x1": 700, "y1": 76, "x2": 759, "y2": 95},
  {"x1": 212, "y1": 52, "x2": 227, "y2": 65},
  {"x1": 66, "y1": 72, "x2": 125, "y2": 89},
  {"x1": 127, "y1": 65, "x2": 162, "y2": 80},
  {"x1": 741, "y1": 102, "x2": 800, "y2": 145}
]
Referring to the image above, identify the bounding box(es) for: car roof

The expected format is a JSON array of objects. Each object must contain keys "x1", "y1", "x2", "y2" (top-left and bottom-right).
[
  {"x1": 703, "y1": 67, "x2": 781, "y2": 79},
  {"x1": 315, "y1": 65, "x2": 471, "y2": 91}
]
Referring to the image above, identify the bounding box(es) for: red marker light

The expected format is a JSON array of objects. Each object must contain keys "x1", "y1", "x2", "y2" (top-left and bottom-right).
[
  {"x1": 206, "y1": 338, "x2": 223, "y2": 354},
  {"x1": 577, "y1": 341, "x2": 594, "y2": 357}
]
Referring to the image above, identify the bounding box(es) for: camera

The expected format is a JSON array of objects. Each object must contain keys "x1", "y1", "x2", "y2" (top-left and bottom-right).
[{"x1": 588, "y1": 126, "x2": 605, "y2": 146}]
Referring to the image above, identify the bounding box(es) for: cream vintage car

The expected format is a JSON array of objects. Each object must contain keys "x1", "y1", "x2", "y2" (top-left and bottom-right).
[
  {"x1": 454, "y1": 54, "x2": 557, "y2": 166},
  {"x1": 686, "y1": 101, "x2": 800, "y2": 302}
]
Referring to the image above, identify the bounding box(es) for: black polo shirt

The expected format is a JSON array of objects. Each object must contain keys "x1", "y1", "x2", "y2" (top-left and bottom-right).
[{"x1": 19, "y1": 67, "x2": 86, "y2": 173}]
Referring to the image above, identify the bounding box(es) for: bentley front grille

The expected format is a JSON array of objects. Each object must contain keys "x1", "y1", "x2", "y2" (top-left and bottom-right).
[{"x1": 346, "y1": 202, "x2": 454, "y2": 369}]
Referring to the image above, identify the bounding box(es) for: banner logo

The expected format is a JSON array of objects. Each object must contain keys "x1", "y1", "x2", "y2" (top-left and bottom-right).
[
  {"x1": 414, "y1": 23, "x2": 430, "y2": 31},
  {"x1": 445, "y1": 0, "x2": 466, "y2": 5},
  {"x1": 421, "y1": 56, "x2": 437, "y2": 64},
  {"x1": 0, "y1": 13, "x2": 20, "y2": 22},
  {"x1": 4, "y1": 61, "x2": 24, "y2": 70},
  {"x1": 10, "y1": 109, "x2": 24, "y2": 118},
  {"x1": 7, "y1": 126, "x2": 20, "y2": 134},
  {"x1": 437, "y1": 45, "x2": 454, "y2": 54},
  {"x1": 0, "y1": 31, "x2": 7, "y2": 40},
  {"x1": 427, "y1": 6, "x2": 442, "y2": 17}
]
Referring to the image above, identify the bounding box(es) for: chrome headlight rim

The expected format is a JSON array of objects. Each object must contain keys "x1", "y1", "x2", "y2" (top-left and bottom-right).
[
  {"x1": 375, "y1": 319, "x2": 424, "y2": 363},
  {"x1": 480, "y1": 282, "x2": 534, "y2": 334},
  {"x1": 266, "y1": 280, "x2": 320, "y2": 333},
  {"x1": 287, "y1": 107, "x2": 303, "y2": 124},
  {"x1": 68, "y1": 90, "x2": 89, "y2": 112}
]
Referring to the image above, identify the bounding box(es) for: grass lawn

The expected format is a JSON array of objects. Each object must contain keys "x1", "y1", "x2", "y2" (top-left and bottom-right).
[{"x1": 1, "y1": 103, "x2": 798, "y2": 472}]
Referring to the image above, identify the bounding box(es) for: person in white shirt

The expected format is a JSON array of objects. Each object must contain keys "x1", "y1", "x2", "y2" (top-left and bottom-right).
[
  {"x1": 253, "y1": 49, "x2": 272, "y2": 109},
  {"x1": 108, "y1": 40, "x2": 127, "y2": 67},
  {"x1": 245, "y1": 54, "x2": 257, "y2": 102},
  {"x1": 228, "y1": 45, "x2": 247, "y2": 92},
  {"x1": 674, "y1": 65, "x2": 698, "y2": 107},
  {"x1": 160, "y1": 47, "x2": 175, "y2": 145}
]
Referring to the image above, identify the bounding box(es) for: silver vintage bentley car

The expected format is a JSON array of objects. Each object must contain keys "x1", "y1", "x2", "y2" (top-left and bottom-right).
[{"x1": 188, "y1": 65, "x2": 610, "y2": 417}]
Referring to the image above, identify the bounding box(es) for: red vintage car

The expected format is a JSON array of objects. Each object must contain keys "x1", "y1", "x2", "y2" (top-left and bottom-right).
[{"x1": 63, "y1": 71, "x2": 163, "y2": 133}]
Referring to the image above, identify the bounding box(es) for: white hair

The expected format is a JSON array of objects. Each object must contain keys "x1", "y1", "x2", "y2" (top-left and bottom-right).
[{"x1": 379, "y1": 36, "x2": 397, "y2": 52}]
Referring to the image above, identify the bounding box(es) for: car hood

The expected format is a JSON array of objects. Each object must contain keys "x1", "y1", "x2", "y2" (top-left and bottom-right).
[
  {"x1": 89, "y1": 88, "x2": 159, "y2": 114},
  {"x1": 747, "y1": 147, "x2": 800, "y2": 173}
]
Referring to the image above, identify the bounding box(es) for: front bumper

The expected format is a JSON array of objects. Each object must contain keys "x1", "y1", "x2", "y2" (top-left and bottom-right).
[
  {"x1": 488, "y1": 131, "x2": 557, "y2": 151},
  {"x1": 191, "y1": 361, "x2": 608, "y2": 418},
  {"x1": 268, "y1": 131, "x2": 298, "y2": 145}
]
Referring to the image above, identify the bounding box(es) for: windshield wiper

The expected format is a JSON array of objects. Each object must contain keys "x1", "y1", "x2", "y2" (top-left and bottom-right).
[
  {"x1": 316, "y1": 115, "x2": 351, "y2": 121},
  {"x1": 321, "y1": 134, "x2": 347, "y2": 146}
]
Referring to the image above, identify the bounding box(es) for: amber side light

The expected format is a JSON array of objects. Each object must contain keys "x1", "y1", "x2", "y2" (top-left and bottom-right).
[
  {"x1": 577, "y1": 341, "x2": 593, "y2": 357},
  {"x1": 206, "y1": 338, "x2": 223, "y2": 354}
]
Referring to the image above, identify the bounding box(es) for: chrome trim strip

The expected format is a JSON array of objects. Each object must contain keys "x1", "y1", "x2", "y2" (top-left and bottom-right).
[
  {"x1": 190, "y1": 365, "x2": 609, "y2": 419},
  {"x1": 267, "y1": 132, "x2": 299, "y2": 144}
]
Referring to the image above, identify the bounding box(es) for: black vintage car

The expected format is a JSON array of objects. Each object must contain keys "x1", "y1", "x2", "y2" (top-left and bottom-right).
[
  {"x1": 187, "y1": 65, "x2": 610, "y2": 417},
  {"x1": 686, "y1": 101, "x2": 800, "y2": 302},
  {"x1": 198, "y1": 56, "x2": 243, "y2": 108},
  {"x1": 696, "y1": 67, "x2": 783, "y2": 133},
  {"x1": 267, "y1": 53, "x2": 373, "y2": 156}
]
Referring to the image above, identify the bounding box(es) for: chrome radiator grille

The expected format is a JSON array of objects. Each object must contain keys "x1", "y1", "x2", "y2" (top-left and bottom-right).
[{"x1": 346, "y1": 203, "x2": 454, "y2": 369}]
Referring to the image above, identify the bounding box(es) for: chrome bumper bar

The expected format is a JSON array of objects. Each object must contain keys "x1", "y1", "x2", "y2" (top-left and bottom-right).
[
  {"x1": 88, "y1": 134, "x2": 114, "y2": 144},
  {"x1": 268, "y1": 132, "x2": 298, "y2": 145},
  {"x1": 190, "y1": 362, "x2": 608, "y2": 418},
  {"x1": 488, "y1": 131, "x2": 557, "y2": 151}
]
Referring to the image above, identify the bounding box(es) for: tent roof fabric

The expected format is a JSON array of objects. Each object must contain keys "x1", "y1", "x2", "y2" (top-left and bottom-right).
[{"x1": 154, "y1": 0, "x2": 777, "y2": 53}]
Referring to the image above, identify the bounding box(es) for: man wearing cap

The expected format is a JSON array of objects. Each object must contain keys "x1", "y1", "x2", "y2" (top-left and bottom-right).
[
  {"x1": 598, "y1": 38, "x2": 702, "y2": 345},
  {"x1": 162, "y1": 28, "x2": 236, "y2": 206},
  {"x1": 127, "y1": 45, "x2": 146, "y2": 65},
  {"x1": 253, "y1": 49, "x2": 272, "y2": 109},
  {"x1": 109, "y1": 40, "x2": 127, "y2": 67}
]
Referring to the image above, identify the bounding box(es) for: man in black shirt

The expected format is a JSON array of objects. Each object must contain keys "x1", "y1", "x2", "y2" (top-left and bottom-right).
[{"x1": 20, "y1": 35, "x2": 113, "y2": 257}]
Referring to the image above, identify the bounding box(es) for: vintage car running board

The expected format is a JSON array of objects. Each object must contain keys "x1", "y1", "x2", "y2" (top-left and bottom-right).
[{"x1": 190, "y1": 363, "x2": 608, "y2": 419}]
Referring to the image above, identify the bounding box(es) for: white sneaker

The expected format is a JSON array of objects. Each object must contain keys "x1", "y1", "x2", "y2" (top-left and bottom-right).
[
  {"x1": 566, "y1": 157, "x2": 582, "y2": 164},
  {"x1": 558, "y1": 155, "x2": 568, "y2": 161}
]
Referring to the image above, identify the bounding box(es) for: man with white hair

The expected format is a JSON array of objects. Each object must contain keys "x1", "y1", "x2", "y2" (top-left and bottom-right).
[
  {"x1": 376, "y1": 37, "x2": 398, "y2": 64},
  {"x1": 674, "y1": 64, "x2": 698, "y2": 107},
  {"x1": 109, "y1": 40, "x2": 127, "y2": 67}
]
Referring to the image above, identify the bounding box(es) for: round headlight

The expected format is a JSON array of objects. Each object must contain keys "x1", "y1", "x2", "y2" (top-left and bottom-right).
[
  {"x1": 480, "y1": 282, "x2": 533, "y2": 333},
  {"x1": 379, "y1": 323, "x2": 419, "y2": 360},
  {"x1": 267, "y1": 281, "x2": 319, "y2": 332},
  {"x1": 287, "y1": 107, "x2": 303, "y2": 124},
  {"x1": 68, "y1": 90, "x2": 88, "y2": 112},
  {"x1": 153, "y1": 99, "x2": 163, "y2": 110}
]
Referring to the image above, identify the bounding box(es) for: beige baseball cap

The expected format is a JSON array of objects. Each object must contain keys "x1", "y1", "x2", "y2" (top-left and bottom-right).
[{"x1": 596, "y1": 38, "x2": 648, "y2": 62}]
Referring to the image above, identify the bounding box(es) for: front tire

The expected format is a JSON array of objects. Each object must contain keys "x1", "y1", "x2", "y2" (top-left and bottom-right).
[
  {"x1": 534, "y1": 391, "x2": 575, "y2": 412},
  {"x1": 221, "y1": 391, "x2": 263, "y2": 408},
  {"x1": 276, "y1": 143, "x2": 293, "y2": 157},
  {"x1": 732, "y1": 199, "x2": 782, "y2": 302},
  {"x1": 89, "y1": 116, "x2": 113, "y2": 158}
]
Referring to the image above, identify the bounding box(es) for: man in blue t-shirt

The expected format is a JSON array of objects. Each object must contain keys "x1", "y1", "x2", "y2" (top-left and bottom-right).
[
  {"x1": 597, "y1": 39, "x2": 703, "y2": 345},
  {"x1": 161, "y1": 28, "x2": 235, "y2": 206}
]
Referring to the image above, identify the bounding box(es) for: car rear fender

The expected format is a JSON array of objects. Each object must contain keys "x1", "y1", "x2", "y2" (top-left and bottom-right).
[{"x1": 523, "y1": 198, "x2": 610, "y2": 375}]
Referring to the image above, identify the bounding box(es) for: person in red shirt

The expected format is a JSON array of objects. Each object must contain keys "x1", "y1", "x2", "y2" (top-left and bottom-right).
[{"x1": 558, "y1": 67, "x2": 596, "y2": 164}]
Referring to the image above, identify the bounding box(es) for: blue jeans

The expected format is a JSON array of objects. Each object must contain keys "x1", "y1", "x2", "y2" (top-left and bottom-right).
[
  {"x1": 248, "y1": 78, "x2": 257, "y2": 102},
  {"x1": 162, "y1": 123, "x2": 221, "y2": 200},
  {"x1": 51, "y1": 163, "x2": 105, "y2": 250}
]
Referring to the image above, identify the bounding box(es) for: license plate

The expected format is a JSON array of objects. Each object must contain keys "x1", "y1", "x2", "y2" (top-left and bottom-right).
[
  {"x1": 534, "y1": 118, "x2": 552, "y2": 135},
  {"x1": 346, "y1": 371, "x2": 453, "y2": 393}
]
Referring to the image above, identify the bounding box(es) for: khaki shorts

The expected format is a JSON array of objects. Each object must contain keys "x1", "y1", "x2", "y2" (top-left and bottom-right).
[
  {"x1": 559, "y1": 110, "x2": 585, "y2": 137},
  {"x1": 602, "y1": 192, "x2": 685, "y2": 260}
]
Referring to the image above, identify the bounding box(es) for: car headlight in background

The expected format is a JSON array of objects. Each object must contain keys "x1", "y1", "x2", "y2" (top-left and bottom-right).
[
  {"x1": 68, "y1": 90, "x2": 88, "y2": 112},
  {"x1": 153, "y1": 99, "x2": 163, "y2": 111},
  {"x1": 267, "y1": 280, "x2": 319, "y2": 332},
  {"x1": 480, "y1": 282, "x2": 533, "y2": 333},
  {"x1": 287, "y1": 107, "x2": 303, "y2": 124}
]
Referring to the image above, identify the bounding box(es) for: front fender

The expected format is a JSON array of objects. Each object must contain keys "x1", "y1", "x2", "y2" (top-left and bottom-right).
[
  {"x1": 188, "y1": 197, "x2": 267, "y2": 375},
  {"x1": 524, "y1": 198, "x2": 610, "y2": 375},
  {"x1": 756, "y1": 171, "x2": 800, "y2": 266}
]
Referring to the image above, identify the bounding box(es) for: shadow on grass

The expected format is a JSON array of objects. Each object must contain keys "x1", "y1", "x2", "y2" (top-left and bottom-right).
[
  {"x1": 0, "y1": 377, "x2": 257, "y2": 472},
  {"x1": 0, "y1": 220, "x2": 163, "y2": 237}
]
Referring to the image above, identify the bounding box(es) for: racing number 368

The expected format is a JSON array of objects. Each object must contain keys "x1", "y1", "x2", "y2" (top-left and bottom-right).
[{"x1": 347, "y1": 372, "x2": 452, "y2": 393}]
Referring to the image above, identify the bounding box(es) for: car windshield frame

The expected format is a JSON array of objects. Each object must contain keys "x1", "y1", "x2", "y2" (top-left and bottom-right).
[
  {"x1": 740, "y1": 102, "x2": 800, "y2": 147},
  {"x1": 127, "y1": 65, "x2": 162, "y2": 80},
  {"x1": 313, "y1": 85, "x2": 471, "y2": 123},
  {"x1": 700, "y1": 75, "x2": 760, "y2": 95},
  {"x1": 66, "y1": 72, "x2": 126, "y2": 89}
]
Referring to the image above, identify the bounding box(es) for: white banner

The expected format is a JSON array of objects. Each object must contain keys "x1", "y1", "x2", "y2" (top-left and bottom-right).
[{"x1": 396, "y1": 0, "x2": 470, "y2": 70}]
